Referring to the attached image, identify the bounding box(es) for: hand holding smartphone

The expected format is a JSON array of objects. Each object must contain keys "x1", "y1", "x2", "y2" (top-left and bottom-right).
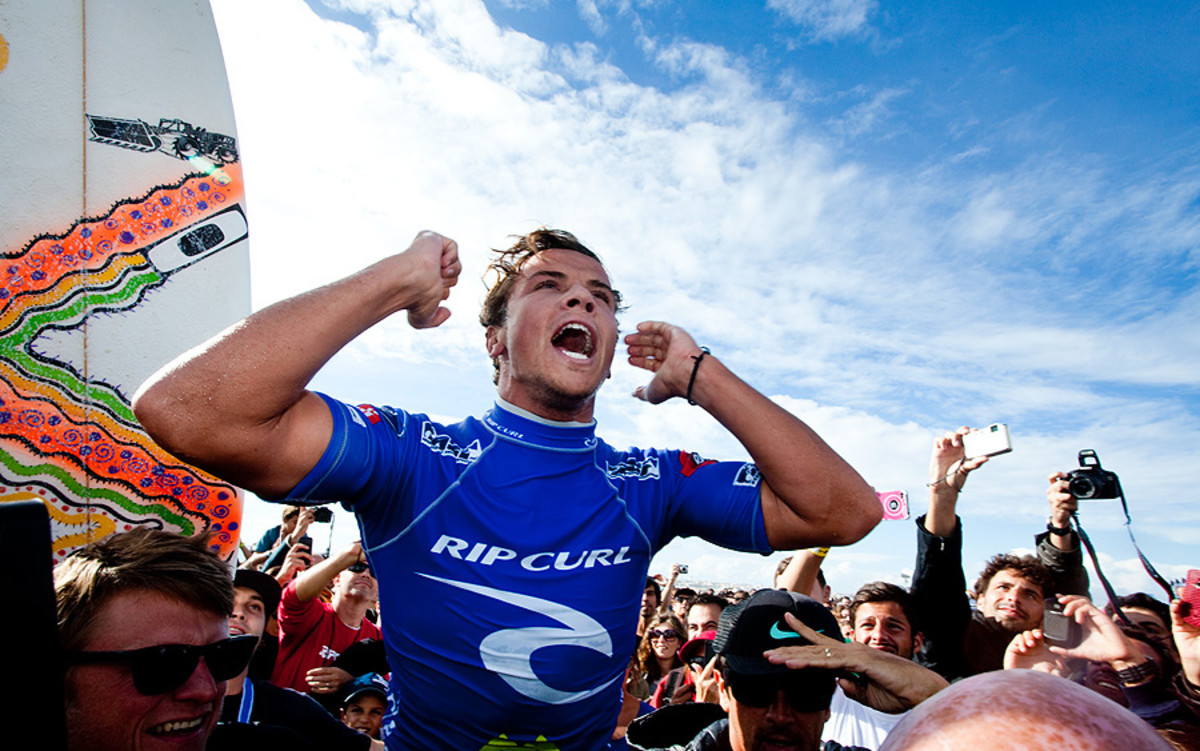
[{"x1": 1181, "y1": 569, "x2": 1200, "y2": 629}]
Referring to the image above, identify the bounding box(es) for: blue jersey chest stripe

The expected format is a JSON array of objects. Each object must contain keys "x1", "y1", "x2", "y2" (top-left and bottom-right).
[{"x1": 368, "y1": 432, "x2": 502, "y2": 555}]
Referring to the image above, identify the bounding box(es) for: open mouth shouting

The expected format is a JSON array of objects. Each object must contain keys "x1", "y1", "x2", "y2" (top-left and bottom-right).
[{"x1": 552, "y1": 322, "x2": 596, "y2": 361}]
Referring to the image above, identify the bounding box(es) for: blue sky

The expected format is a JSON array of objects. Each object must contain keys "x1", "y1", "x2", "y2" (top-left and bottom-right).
[{"x1": 210, "y1": 0, "x2": 1199, "y2": 601}]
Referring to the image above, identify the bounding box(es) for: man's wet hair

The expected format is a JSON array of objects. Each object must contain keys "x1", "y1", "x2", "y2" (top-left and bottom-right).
[
  {"x1": 479, "y1": 228, "x2": 624, "y2": 384},
  {"x1": 848, "y1": 581, "x2": 921, "y2": 635},
  {"x1": 973, "y1": 553, "x2": 1053, "y2": 600}
]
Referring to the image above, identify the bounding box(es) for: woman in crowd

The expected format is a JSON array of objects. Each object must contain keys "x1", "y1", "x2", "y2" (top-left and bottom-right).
[{"x1": 636, "y1": 614, "x2": 686, "y2": 699}]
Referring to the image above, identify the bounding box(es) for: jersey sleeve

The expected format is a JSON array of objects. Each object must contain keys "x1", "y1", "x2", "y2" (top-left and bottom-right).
[
  {"x1": 622, "y1": 448, "x2": 771, "y2": 556},
  {"x1": 285, "y1": 392, "x2": 413, "y2": 515}
]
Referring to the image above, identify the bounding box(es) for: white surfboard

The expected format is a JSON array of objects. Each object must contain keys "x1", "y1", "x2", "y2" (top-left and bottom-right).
[{"x1": 0, "y1": 0, "x2": 251, "y2": 562}]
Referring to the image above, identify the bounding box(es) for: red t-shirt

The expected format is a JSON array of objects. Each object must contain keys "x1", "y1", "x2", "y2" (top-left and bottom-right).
[{"x1": 269, "y1": 579, "x2": 382, "y2": 693}]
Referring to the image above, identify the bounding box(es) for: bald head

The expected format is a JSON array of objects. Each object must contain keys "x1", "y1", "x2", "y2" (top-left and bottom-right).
[{"x1": 880, "y1": 670, "x2": 1171, "y2": 751}]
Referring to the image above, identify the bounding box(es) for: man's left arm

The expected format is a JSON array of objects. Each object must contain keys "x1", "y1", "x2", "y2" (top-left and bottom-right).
[{"x1": 626, "y1": 321, "x2": 881, "y2": 549}]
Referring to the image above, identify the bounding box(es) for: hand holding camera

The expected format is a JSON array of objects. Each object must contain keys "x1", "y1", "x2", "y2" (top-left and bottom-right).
[
  {"x1": 1065, "y1": 449, "x2": 1122, "y2": 500},
  {"x1": 1043, "y1": 595, "x2": 1148, "y2": 672}
]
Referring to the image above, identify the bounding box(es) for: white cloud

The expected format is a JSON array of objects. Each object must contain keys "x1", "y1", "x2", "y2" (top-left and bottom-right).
[
  {"x1": 211, "y1": 0, "x2": 1199, "y2": 592},
  {"x1": 766, "y1": 0, "x2": 877, "y2": 42}
]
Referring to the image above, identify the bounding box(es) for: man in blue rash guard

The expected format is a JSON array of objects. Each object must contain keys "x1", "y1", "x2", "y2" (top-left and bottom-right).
[{"x1": 135, "y1": 228, "x2": 882, "y2": 750}]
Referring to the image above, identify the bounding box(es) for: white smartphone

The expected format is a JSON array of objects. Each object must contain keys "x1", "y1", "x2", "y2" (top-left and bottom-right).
[{"x1": 963, "y1": 423, "x2": 1012, "y2": 459}]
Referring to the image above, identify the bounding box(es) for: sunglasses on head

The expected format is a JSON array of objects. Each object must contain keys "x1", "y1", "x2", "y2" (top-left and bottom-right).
[
  {"x1": 65, "y1": 634, "x2": 258, "y2": 695},
  {"x1": 724, "y1": 669, "x2": 831, "y2": 712},
  {"x1": 347, "y1": 561, "x2": 372, "y2": 575},
  {"x1": 647, "y1": 628, "x2": 680, "y2": 641}
]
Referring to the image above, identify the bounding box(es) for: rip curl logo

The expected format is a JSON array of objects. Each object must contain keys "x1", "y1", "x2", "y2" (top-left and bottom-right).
[
  {"x1": 418, "y1": 574, "x2": 622, "y2": 705},
  {"x1": 678, "y1": 451, "x2": 717, "y2": 477},
  {"x1": 421, "y1": 421, "x2": 482, "y2": 464},
  {"x1": 606, "y1": 454, "x2": 659, "y2": 481},
  {"x1": 734, "y1": 463, "x2": 761, "y2": 487}
]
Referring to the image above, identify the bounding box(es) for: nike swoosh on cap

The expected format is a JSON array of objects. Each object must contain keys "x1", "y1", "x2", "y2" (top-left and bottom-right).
[{"x1": 769, "y1": 621, "x2": 802, "y2": 640}]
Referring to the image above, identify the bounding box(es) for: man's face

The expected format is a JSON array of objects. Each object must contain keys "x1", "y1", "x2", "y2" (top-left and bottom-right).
[
  {"x1": 342, "y1": 694, "x2": 387, "y2": 738},
  {"x1": 717, "y1": 672, "x2": 829, "y2": 751},
  {"x1": 852, "y1": 601, "x2": 921, "y2": 659},
  {"x1": 1116, "y1": 607, "x2": 1176, "y2": 658},
  {"x1": 687, "y1": 603, "x2": 723, "y2": 637},
  {"x1": 978, "y1": 569, "x2": 1044, "y2": 633},
  {"x1": 65, "y1": 590, "x2": 228, "y2": 751},
  {"x1": 229, "y1": 587, "x2": 267, "y2": 640},
  {"x1": 335, "y1": 565, "x2": 379, "y2": 606},
  {"x1": 486, "y1": 249, "x2": 620, "y2": 420},
  {"x1": 672, "y1": 596, "x2": 691, "y2": 621},
  {"x1": 641, "y1": 586, "x2": 659, "y2": 618}
]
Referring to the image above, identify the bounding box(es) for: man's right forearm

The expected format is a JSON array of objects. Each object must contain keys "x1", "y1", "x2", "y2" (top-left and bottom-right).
[{"x1": 133, "y1": 233, "x2": 458, "y2": 496}]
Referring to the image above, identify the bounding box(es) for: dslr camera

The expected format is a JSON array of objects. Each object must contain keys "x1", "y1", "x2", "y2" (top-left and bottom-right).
[{"x1": 1066, "y1": 449, "x2": 1121, "y2": 500}]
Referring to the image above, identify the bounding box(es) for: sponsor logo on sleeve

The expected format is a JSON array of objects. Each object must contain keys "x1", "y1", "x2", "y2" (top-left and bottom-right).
[
  {"x1": 356, "y1": 404, "x2": 382, "y2": 425},
  {"x1": 605, "y1": 454, "x2": 659, "y2": 481},
  {"x1": 420, "y1": 421, "x2": 482, "y2": 464},
  {"x1": 733, "y1": 463, "x2": 761, "y2": 487},
  {"x1": 678, "y1": 451, "x2": 717, "y2": 477}
]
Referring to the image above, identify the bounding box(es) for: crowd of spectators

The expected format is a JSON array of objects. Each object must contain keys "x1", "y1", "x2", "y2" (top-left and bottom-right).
[{"x1": 50, "y1": 425, "x2": 1200, "y2": 750}]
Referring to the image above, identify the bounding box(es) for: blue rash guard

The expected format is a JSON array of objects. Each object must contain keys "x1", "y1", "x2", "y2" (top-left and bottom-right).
[{"x1": 288, "y1": 395, "x2": 772, "y2": 751}]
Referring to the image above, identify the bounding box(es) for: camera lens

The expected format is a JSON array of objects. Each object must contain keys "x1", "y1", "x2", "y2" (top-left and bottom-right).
[{"x1": 1069, "y1": 475, "x2": 1096, "y2": 499}]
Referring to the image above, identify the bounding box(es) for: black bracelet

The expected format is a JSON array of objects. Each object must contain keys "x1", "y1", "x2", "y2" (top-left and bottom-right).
[
  {"x1": 1046, "y1": 521, "x2": 1073, "y2": 536},
  {"x1": 686, "y1": 347, "x2": 710, "y2": 405}
]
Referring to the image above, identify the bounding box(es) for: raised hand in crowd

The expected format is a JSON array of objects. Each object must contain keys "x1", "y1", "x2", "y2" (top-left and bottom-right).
[
  {"x1": 1003, "y1": 595, "x2": 1142, "y2": 671},
  {"x1": 1172, "y1": 597, "x2": 1200, "y2": 687},
  {"x1": 766, "y1": 611, "x2": 949, "y2": 714},
  {"x1": 275, "y1": 542, "x2": 316, "y2": 586},
  {"x1": 1002, "y1": 629, "x2": 1067, "y2": 675},
  {"x1": 923, "y1": 427, "x2": 990, "y2": 537},
  {"x1": 287, "y1": 506, "x2": 318, "y2": 545},
  {"x1": 656, "y1": 563, "x2": 686, "y2": 616},
  {"x1": 240, "y1": 547, "x2": 271, "y2": 571},
  {"x1": 1044, "y1": 471, "x2": 1080, "y2": 551}
]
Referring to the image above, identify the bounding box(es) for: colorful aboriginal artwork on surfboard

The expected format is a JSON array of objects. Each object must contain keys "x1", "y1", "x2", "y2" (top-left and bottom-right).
[{"x1": 0, "y1": 116, "x2": 246, "y2": 562}]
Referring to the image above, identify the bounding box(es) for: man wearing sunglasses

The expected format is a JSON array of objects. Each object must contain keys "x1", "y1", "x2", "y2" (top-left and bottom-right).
[
  {"x1": 135, "y1": 229, "x2": 882, "y2": 750},
  {"x1": 271, "y1": 541, "x2": 381, "y2": 708},
  {"x1": 627, "y1": 589, "x2": 947, "y2": 751},
  {"x1": 56, "y1": 529, "x2": 253, "y2": 751}
]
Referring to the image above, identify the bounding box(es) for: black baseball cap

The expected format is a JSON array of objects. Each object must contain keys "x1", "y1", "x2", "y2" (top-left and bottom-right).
[
  {"x1": 713, "y1": 589, "x2": 841, "y2": 676},
  {"x1": 344, "y1": 672, "x2": 389, "y2": 705},
  {"x1": 233, "y1": 568, "x2": 282, "y2": 616}
]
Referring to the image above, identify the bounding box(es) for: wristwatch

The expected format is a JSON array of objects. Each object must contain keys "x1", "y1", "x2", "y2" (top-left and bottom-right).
[{"x1": 1046, "y1": 520, "x2": 1073, "y2": 536}]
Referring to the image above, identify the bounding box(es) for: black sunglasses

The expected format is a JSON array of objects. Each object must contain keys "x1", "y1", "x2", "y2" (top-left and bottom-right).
[
  {"x1": 65, "y1": 634, "x2": 258, "y2": 695},
  {"x1": 724, "y1": 669, "x2": 831, "y2": 712},
  {"x1": 647, "y1": 628, "x2": 680, "y2": 641},
  {"x1": 347, "y1": 561, "x2": 372, "y2": 575}
]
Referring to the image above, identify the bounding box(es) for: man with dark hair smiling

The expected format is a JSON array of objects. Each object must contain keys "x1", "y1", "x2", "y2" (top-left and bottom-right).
[
  {"x1": 135, "y1": 228, "x2": 881, "y2": 750},
  {"x1": 821, "y1": 582, "x2": 932, "y2": 749},
  {"x1": 911, "y1": 428, "x2": 1087, "y2": 681},
  {"x1": 626, "y1": 589, "x2": 946, "y2": 751}
]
